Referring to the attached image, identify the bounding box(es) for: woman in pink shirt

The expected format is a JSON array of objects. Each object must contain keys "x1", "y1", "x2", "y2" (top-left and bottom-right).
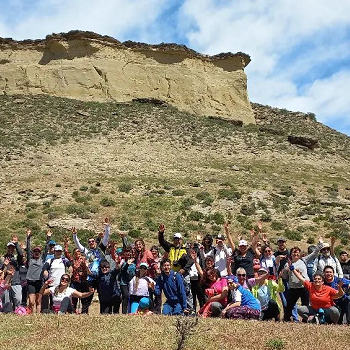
[
  {"x1": 198, "y1": 267, "x2": 228, "y2": 317},
  {"x1": 134, "y1": 239, "x2": 154, "y2": 273}
]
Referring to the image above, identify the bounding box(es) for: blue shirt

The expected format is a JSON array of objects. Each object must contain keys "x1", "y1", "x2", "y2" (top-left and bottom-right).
[
  {"x1": 324, "y1": 276, "x2": 350, "y2": 301},
  {"x1": 237, "y1": 285, "x2": 261, "y2": 311}
]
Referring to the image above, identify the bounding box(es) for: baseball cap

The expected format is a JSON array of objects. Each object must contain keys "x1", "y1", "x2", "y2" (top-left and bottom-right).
[
  {"x1": 7, "y1": 242, "x2": 16, "y2": 247},
  {"x1": 258, "y1": 267, "x2": 268, "y2": 274},
  {"x1": 238, "y1": 239, "x2": 248, "y2": 246},
  {"x1": 32, "y1": 246, "x2": 42, "y2": 252},
  {"x1": 216, "y1": 234, "x2": 226, "y2": 240},
  {"x1": 48, "y1": 240, "x2": 56, "y2": 246},
  {"x1": 139, "y1": 297, "x2": 150, "y2": 309},
  {"x1": 139, "y1": 262, "x2": 149, "y2": 269},
  {"x1": 277, "y1": 237, "x2": 286, "y2": 243},
  {"x1": 321, "y1": 243, "x2": 330, "y2": 249},
  {"x1": 173, "y1": 233, "x2": 182, "y2": 239},
  {"x1": 54, "y1": 244, "x2": 63, "y2": 251}
]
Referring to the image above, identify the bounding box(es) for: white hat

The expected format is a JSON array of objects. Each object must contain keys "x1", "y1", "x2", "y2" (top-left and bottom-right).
[
  {"x1": 321, "y1": 243, "x2": 330, "y2": 249},
  {"x1": 238, "y1": 239, "x2": 248, "y2": 246},
  {"x1": 54, "y1": 244, "x2": 63, "y2": 251},
  {"x1": 173, "y1": 233, "x2": 182, "y2": 239}
]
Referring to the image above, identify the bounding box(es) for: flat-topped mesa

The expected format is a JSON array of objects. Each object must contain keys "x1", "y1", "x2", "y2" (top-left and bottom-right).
[{"x1": 0, "y1": 30, "x2": 255, "y2": 124}]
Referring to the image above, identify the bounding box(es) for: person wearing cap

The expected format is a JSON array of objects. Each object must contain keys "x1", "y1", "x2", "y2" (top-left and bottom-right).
[
  {"x1": 0, "y1": 235, "x2": 24, "y2": 309},
  {"x1": 71, "y1": 219, "x2": 111, "y2": 313},
  {"x1": 222, "y1": 276, "x2": 261, "y2": 320},
  {"x1": 42, "y1": 244, "x2": 71, "y2": 295},
  {"x1": 323, "y1": 265, "x2": 350, "y2": 324},
  {"x1": 129, "y1": 262, "x2": 155, "y2": 313},
  {"x1": 232, "y1": 238, "x2": 256, "y2": 279},
  {"x1": 25, "y1": 229, "x2": 46, "y2": 313},
  {"x1": 316, "y1": 241, "x2": 343, "y2": 278},
  {"x1": 91, "y1": 259, "x2": 121, "y2": 314},
  {"x1": 158, "y1": 224, "x2": 195, "y2": 312},
  {"x1": 43, "y1": 229, "x2": 56, "y2": 262}
]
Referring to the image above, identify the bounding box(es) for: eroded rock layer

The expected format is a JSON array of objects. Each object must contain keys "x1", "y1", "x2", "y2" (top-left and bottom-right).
[{"x1": 0, "y1": 31, "x2": 255, "y2": 124}]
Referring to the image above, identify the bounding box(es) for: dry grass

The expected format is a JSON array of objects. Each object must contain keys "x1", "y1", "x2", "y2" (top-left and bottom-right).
[{"x1": 0, "y1": 313, "x2": 349, "y2": 350}]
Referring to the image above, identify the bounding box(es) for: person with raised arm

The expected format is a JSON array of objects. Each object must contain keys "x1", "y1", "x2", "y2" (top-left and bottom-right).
[
  {"x1": 323, "y1": 265, "x2": 350, "y2": 324},
  {"x1": 72, "y1": 218, "x2": 111, "y2": 313},
  {"x1": 158, "y1": 223, "x2": 194, "y2": 313},
  {"x1": 290, "y1": 265, "x2": 344, "y2": 324},
  {"x1": 39, "y1": 274, "x2": 94, "y2": 314},
  {"x1": 25, "y1": 229, "x2": 46, "y2": 313},
  {"x1": 281, "y1": 240, "x2": 323, "y2": 322},
  {"x1": 63, "y1": 236, "x2": 89, "y2": 313}
]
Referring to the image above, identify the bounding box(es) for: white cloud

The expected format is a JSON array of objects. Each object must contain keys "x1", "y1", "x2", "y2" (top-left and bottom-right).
[{"x1": 178, "y1": 0, "x2": 350, "y2": 134}]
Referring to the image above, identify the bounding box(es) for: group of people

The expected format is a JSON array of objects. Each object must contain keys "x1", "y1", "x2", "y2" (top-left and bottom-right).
[{"x1": 1, "y1": 219, "x2": 350, "y2": 325}]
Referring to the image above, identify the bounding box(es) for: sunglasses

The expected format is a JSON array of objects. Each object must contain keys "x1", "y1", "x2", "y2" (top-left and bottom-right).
[
  {"x1": 61, "y1": 277, "x2": 69, "y2": 282},
  {"x1": 237, "y1": 274, "x2": 246, "y2": 277},
  {"x1": 101, "y1": 266, "x2": 110, "y2": 269},
  {"x1": 88, "y1": 240, "x2": 95, "y2": 244},
  {"x1": 265, "y1": 250, "x2": 272, "y2": 253}
]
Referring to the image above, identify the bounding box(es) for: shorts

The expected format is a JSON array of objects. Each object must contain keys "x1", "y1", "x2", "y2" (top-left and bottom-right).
[{"x1": 27, "y1": 280, "x2": 43, "y2": 294}]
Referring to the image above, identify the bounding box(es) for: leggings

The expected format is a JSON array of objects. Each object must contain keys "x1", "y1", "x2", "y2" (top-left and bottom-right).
[{"x1": 120, "y1": 285, "x2": 129, "y2": 314}]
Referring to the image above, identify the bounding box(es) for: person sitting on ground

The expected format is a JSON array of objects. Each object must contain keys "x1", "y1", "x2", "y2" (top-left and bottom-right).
[
  {"x1": 25, "y1": 229, "x2": 45, "y2": 313},
  {"x1": 154, "y1": 258, "x2": 187, "y2": 316},
  {"x1": 250, "y1": 268, "x2": 284, "y2": 321},
  {"x1": 198, "y1": 267, "x2": 228, "y2": 317},
  {"x1": 129, "y1": 262, "x2": 155, "y2": 313},
  {"x1": 339, "y1": 250, "x2": 350, "y2": 279},
  {"x1": 222, "y1": 276, "x2": 261, "y2": 320},
  {"x1": 323, "y1": 265, "x2": 350, "y2": 324},
  {"x1": 39, "y1": 274, "x2": 94, "y2": 314},
  {"x1": 290, "y1": 266, "x2": 344, "y2": 324}
]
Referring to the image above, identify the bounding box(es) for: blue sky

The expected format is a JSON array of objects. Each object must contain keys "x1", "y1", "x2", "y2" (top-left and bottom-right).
[{"x1": 1, "y1": 0, "x2": 350, "y2": 135}]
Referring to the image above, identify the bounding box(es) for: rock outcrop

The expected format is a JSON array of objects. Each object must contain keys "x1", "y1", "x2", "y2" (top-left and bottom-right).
[{"x1": 0, "y1": 30, "x2": 255, "y2": 124}]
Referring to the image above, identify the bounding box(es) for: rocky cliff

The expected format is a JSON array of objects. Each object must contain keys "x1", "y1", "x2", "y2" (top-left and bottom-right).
[{"x1": 0, "y1": 31, "x2": 255, "y2": 124}]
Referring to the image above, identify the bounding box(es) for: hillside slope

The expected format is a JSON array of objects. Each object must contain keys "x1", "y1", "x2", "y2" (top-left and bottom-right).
[{"x1": 0, "y1": 95, "x2": 350, "y2": 252}]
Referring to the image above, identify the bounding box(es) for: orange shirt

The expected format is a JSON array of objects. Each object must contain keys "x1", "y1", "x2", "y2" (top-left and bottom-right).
[{"x1": 304, "y1": 281, "x2": 338, "y2": 309}]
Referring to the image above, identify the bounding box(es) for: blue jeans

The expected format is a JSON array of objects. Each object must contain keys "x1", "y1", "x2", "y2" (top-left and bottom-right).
[
  {"x1": 162, "y1": 301, "x2": 183, "y2": 315},
  {"x1": 280, "y1": 279, "x2": 298, "y2": 321}
]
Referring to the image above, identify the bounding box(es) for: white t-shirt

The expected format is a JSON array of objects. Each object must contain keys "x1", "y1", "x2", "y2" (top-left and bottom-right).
[
  {"x1": 50, "y1": 286, "x2": 75, "y2": 308},
  {"x1": 47, "y1": 258, "x2": 68, "y2": 287},
  {"x1": 129, "y1": 276, "x2": 155, "y2": 297}
]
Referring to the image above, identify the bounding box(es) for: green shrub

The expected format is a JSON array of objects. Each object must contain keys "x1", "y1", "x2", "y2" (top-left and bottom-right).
[
  {"x1": 66, "y1": 204, "x2": 90, "y2": 219},
  {"x1": 181, "y1": 198, "x2": 196, "y2": 210},
  {"x1": 79, "y1": 185, "x2": 89, "y2": 192},
  {"x1": 118, "y1": 183, "x2": 133, "y2": 193},
  {"x1": 129, "y1": 229, "x2": 141, "y2": 238},
  {"x1": 284, "y1": 229, "x2": 303, "y2": 241},
  {"x1": 210, "y1": 212, "x2": 225, "y2": 225},
  {"x1": 196, "y1": 191, "x2": 214, "y2": 206},
  {"x1": 119, "y1": 217, "x2": 134, "y2": 231},
  {"x1": 26, "y1": 211, "x2": 38, "y2": 219},
  {"x1": 47, "y1": 211, "x2": 60, "y2": 220},
  {"x1": 307, "y1": 236, "x2": 315, "y2": 244},
  {"x1": 89, "y1": 187, "x2": 100, "y2": 194},
  {"x1": 271, "y1": 221, "x2": 284, "y2": 231},
  {"x1": 218, "y1": 188, "x2": 241, "y2": 200},
  {"x1": 172, "y1": 189, "x2": 186, "y2": 196},
  {"x1": 260, "y1": 212, "x2": 272, "y2": 222},
  {"x1": 307, "y1": 188, "x2": 316, "y2": 195},
  {"x1": 190, "y1": 181, "x2": 201, "y2": 187},
  {"x1": 279, "y1": 185, "x2": 295, "y2": 197},
  {"x1": 75, "y1": 195, "x2": 92, "y2": 204},
  {"x1": 55, "y1": 183, "x2": 61, "y2": 188},
  {"x1": 266, "y1": 338, "x2": 285, "y2": 350},
  {"x1": 211, "y1": 225, "x2": 221, "y2": 232},
  {"x1": 145, "y1": 219, "x2": 158, "y2": 232},
  {"x1": 187, "y1": 211, "x2": 204, "y2": 221},
  {"x1": 100, "y1": 197, "x2": 116, "y2": 207},
  {"x1": 240, "y1": 204, "x2": 256, "y2": 216}
]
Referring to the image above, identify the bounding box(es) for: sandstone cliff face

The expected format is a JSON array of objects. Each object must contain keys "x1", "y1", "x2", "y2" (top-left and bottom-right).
[{"x1": 0, "y1": 31, "x2": 255, "y2": 124}]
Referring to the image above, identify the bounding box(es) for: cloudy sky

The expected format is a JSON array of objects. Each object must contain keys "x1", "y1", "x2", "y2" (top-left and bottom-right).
[{"x1": 1, "y1": 0, "x2": 350, "y2": 135}]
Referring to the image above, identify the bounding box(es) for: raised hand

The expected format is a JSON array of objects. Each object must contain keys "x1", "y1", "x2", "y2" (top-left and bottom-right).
[
  {"x1": 26, "y1": 229, "x2": 32, "y2": 237},
  {"x1": 118, "y1": 231, "x2": 127, "y2": 237},
  {"x1": 331, "y1": 236, "x2": 336, "y2": 246},
  {"x1": 45, "y1": 279, "x2": 54, "y2": 286},
  {"x1": 158, "y1": 223, "x2": 165, "y2": 233},
  {"x1": 71, "y1": 227, "x2": 77, "y2": 235},
  {"x1": 190, "y1": 250, "x2": 197, "y2": 260},
  {"x1": 46, "y1": 229, "x2": 53, "y2": 238},
  {"x1": 262, "y1": 232, "x2": 267, "y2": 243},
  {"x1": 224, "y1": 222, "x2": 229, "y2": 232},
  {"x1": 257, "y1": 221, "x2": 263, "y2": 232},
  {"x1": 89, "y1": 287, "x2": 95, "y2": 294},
  {"x1": 103, "y1": 217, "x2": 110, "y2": 226}
]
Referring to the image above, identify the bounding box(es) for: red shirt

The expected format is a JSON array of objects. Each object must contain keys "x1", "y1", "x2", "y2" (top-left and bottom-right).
[{"x1": 304, "y1": 281, "x2": 338, "y2": 309}]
